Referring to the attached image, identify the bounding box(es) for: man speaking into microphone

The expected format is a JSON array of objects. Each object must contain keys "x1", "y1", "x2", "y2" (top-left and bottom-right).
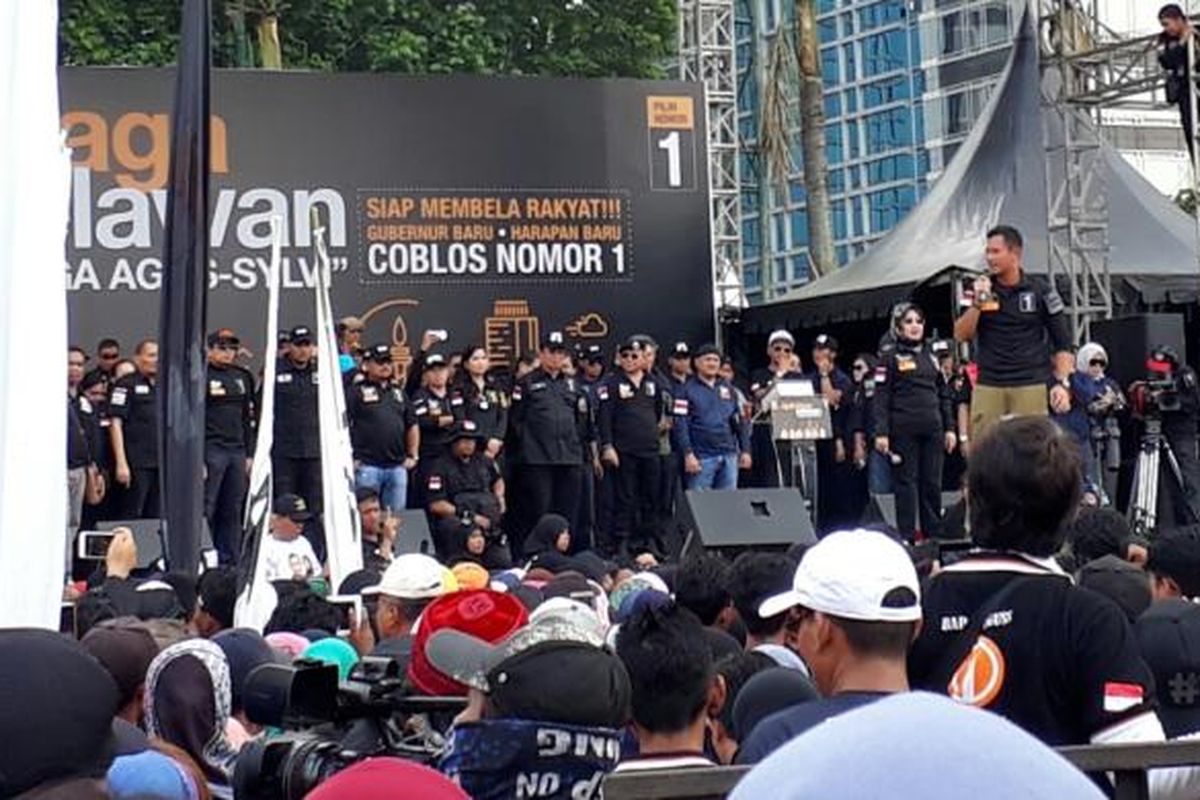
[{"x1": 954, "y1": 225, "x2": 1074, "y2": 442}]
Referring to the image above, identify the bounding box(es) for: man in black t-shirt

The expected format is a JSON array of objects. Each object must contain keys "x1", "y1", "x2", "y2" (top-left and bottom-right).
[
  {"x1": 109, "y1": 340, "x2": 159, "y2": 519},
  {"x1": 909, "y1": 418, "x2": 1196, "y2": 768},
  {"x1": 737, "y1": 529, "x2": 921, "y2": 763},
  {"x1": 953, "y1": 226, "x2": 1073, "y2": 441},
  {"x1": 204, "y1": 331, "x2": 255, "y2": 565}
]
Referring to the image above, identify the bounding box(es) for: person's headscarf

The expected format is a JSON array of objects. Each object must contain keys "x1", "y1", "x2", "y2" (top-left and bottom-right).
[
  {"x1": 144, "y1": 639, "x2": 239, "y2": 787},
  {"x1": 301, "y1": 638, "x2": 360, "y2": 682},
  {"x1": 526, "y1": 514, "x2": 571, "y2": 556},
  {"x1": 306, "y1": 757, "x2": 467, "y2": 800},
  {"x1": 107, "y1": 751, "x2": 200, "y2": 800},
  {"x1": 264, "y1": 631, "x2": 309, "y2": 658}
]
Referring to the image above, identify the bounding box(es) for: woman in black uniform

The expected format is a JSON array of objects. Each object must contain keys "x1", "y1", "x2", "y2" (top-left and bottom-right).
[
  {"x1": 872, "y1": 303, "x2": 956, "y2": 541},
  {"x1": 450, "y1": 345, "x2": 509, "y2": 461}
]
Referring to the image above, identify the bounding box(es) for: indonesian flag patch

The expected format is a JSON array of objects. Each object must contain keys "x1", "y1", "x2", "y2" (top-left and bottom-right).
[
  {"x1": 1103, "y1": 682, "x2": 1144, "y2": 713},
  {"x1": 428, "y1": 475, "x2": 443, "y2": 492},
  {"x1": 673, "y1": 398, "x2": 689, "y2": 415}
]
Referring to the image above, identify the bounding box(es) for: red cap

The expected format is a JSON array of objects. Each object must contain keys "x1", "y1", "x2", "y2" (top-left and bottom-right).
[
  {"x1": 305, "y1": 757, "x2": 468, "y2": 800},
  {"x1": 407, "y1": 589, "x2": 529, "y2": 696}
]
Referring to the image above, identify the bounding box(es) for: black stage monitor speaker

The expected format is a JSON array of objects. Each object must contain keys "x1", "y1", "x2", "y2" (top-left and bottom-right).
[
  {"x1": 682, "y1": 488, "x2": 816, "y2": 555},
  {"x1": 395, "y1": 510, "x2": 435, "y2": 557},
  {"x1": 864, "y1": 492, "x2": 963, "y2": 531},
  {"x1": 1091, "y1": 314, "x2": 1187, "y2": 389}
]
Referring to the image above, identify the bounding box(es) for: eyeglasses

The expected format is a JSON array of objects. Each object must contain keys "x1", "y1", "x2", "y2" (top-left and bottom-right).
[
  {"x1": 853, "y1": 363, "x2": 868, "y2": 371},
  {"x1": 216, "y1": 344, "x2": 238, "y2": 352},
  {"x1": 772, "y1": 345, "x2": 793, "y2": 353},
  {"x1": 1089, "y1": 359, "x2": 1107, "y2": 368},
  {"x1": 99, "y1": 352, "x2": 119, "y2": 360},
  {"x1": 619, "y1": 352, "x2": 640, "y2": 359}
]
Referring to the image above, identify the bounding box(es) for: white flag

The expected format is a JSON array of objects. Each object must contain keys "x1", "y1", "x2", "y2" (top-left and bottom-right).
[
  {"x1": 313, "y1": 214, "x2": 363, "y2": 591},
  {"x1": 0, "y1": 1, "x2": 72, "y2": 629},
  {"x1": 234, "y1": 218, "x2": 283, "y2": 631}
]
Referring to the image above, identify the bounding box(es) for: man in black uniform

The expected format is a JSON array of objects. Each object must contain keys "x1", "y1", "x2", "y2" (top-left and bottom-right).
[
  {"x1": 205, "y1": 331, "x2": 255, "y2": 565},
  {"x1": 348, "y1": 343, "x2": 419, "y2": 513},
  {"x1": 511, "y1": 331, "x2": 590, "y2": 533},
  {"x1": 425, "y1": 421, "x2": 508, "y2": 565},
  {"x1": 599, "y1": 337, "x2": 669, "y2": 556},
  {"x1": 109, "y1": 339, "x2": 159, "y2": 519},
  {"x1": 82, "y1": 337, "x2": 121, "y2": 396},
  {"x1": 576, "y1": 343, "x2": 607, "y2": 552},
  {"x1": 809, "y1": 334, "x2": 856, "y2": 533},
  {"x1": 1158, "y1": 4, "x2": 1198, "y2": 159},
  {"x1": 68, "y1": 346, "x2": 99, "y2": 575},
  {"x1": 411, "y1": 353, "x2": 455, "y2": 504},
  {"x1": 953, "y1": 225, "x2": 1074, "y2": 441},
  {"x1": 667, "y1": 342, "x2": 692, "y2": 386},
  {"x1": 273, "y1": 325, "x2": 322, "y2": 553}
]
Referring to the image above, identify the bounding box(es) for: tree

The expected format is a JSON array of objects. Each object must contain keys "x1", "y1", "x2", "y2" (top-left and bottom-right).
[{"x1": 59, "y1": 0, "x2": 677, "y2": 79}]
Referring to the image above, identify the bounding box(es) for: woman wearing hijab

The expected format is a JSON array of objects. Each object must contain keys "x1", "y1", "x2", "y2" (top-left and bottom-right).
[
  {"x1": 144, "y1": 639, "x2": 239, "y2": 799},
  {"x1": 872, "y1": 303, "x2": 955, "y2": 542},
  {"x1": 523, "y1": 513, "x2": 581, "y2": 573}
]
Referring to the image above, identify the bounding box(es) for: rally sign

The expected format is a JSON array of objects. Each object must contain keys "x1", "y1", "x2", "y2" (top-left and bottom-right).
[{"x1": 59, "y1": 69, "x2": 715, "y2": 367}]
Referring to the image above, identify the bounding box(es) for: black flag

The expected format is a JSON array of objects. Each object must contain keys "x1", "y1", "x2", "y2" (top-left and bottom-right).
[{"x1": 158, "y1": 0, "x2": 212, "y2": 575}]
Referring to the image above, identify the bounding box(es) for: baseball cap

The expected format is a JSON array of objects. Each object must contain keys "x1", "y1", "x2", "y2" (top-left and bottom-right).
[
  {"x1": 813, "y1": 333, "x2": 839, "y2": 352},
  {"x1": 540, "y1": 331, "x2": 568, "y2": 351},
  {"x1": 423, "y1": 353, "x2": 448, "y2": 371},
  {"x1": 1077, "y1": 555, "x2": 1151, "y2": 623},
  {"x1": 337, "y1": 316, "x2": 365, "y2": 333},
  {"x1": 424, "y1": 608, "x2": 607, "y2": 692},
  {"x1": 693, "y1": 343, "x2": 721, "y2": 360},
  {"x1": 758, "y1": 528, "x2": 921, "y2": 622},
  {"x1": 580, "y1": 344, "x2": 604, "y2": 363},
  {"x1": 1147, "y1": 530, "x2": 1200, "y2": 598},
  {"x1": 206, "y1": 331, "x2": 240, "y2": 348},
  {"x1": 1135, "y1": 599, "x2": 1200, "y2": 738},
  {"x1": 272, "y1": 494, "x2": 312, "y2": 522},
  {"x1": 448, "y1": 419, "x2": 484, "y2": 443},
  {"x1": 364, "y1": 343, "x2": 392, "y2": 363},
  {"x1": 408, "y1": 590, "x2": 529, "y2": 696},
  {"x1": 767, "y1": 330, "x2": 795, "y2": 348},
  {"x1": 363, "y1": 554, "x2": 458, "y2": 600},
  {"x1": 669, "y1": 342, "x2": 691, "y2": 359},
  {"x1": 451, "y1": 562, "x2": 491, "y2": 591},
  {"x1": 618, "y1": 336, "x2": 644, "y2": 354},
  {"x1": 289, "y1": 325, "x2": 314, "y2": 344},
  {"x1": 631, "y1": 334, "x2": 658, "y2": 350}
]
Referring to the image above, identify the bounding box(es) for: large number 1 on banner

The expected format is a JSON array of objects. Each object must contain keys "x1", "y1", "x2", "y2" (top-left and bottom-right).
[{"x1": 657, "y1": 131, "x2": 682, "y2": 188}]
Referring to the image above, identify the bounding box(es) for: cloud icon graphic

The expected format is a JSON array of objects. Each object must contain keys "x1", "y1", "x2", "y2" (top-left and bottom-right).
[{"x1": 566, "y1": 312, "x2": 609, "y2": 339}]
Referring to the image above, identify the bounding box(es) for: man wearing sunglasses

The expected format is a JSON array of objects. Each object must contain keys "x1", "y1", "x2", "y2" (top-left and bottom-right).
[
  {"x1": 204, "y1": 331, "x2": 255, "y2": 565},
  {"x1": 82, "y1": 337, "x2": 121, "y2": 395},
  {"x1": 748, "y1": 331, "x2": 804, "y2": 488}
]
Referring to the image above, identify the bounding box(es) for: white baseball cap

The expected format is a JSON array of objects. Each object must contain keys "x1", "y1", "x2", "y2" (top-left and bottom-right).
[
  {"x1": 758, "y1": 529, "x2": 921, "y2": 622},
  {"x1": 363, "y1": 554, "x2": 458, "y2": 600},
  {"x1": 767, "y1": 329, "x2": 795, "y2": 348}
]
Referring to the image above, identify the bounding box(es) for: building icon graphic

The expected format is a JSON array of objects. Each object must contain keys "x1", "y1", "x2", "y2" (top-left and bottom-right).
[{"x1": 485, "y1": 300, "x2": 539, "y2": 368}]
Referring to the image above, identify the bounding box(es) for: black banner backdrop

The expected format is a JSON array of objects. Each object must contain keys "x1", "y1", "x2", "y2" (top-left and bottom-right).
[{"x1": 59, "y1": 69, "x2": 714, "y2": 371}]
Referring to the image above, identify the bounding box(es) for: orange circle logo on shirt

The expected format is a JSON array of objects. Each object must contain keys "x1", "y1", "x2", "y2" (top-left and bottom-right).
[{"x1": 948, "y1": 635, "x2": 1006, "y2": 708}]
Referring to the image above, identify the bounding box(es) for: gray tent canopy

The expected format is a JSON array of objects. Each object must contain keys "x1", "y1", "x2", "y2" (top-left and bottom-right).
[{"x1": 745, "y1": 3, "x2": 1199, "y2": 333}]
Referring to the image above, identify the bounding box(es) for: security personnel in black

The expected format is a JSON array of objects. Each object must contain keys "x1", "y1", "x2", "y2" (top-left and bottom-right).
[
  {"x1": 511, "y1": 331, "x2": 590, "y2": 533},
  {"x1": 348, "y1": 343, "x2": 419, "y2": 513},
  {"x1": 575, "y1": 343, "x2": 607, "y2": 551},
  {"x1": 425, "y1": 420, "x2": 508, "y2": 564},
  {"x1": 205, "y1": 331, "x2": 255, "y2": 565},
  {"x1": 599, "y1": 337, "x2": 669, "y2": 555},
  {"x1": 410, "y1": 352, "x2": 455, "y2": 506},
  {"x1": 109, "y1": 339, "x2": 160, "y2": 519},
  {"x1": 1145, "y1": 346, "x2": 1200, "y2": 527},
  {"x1": 872, "y1": 304, "x2": 956, "y2": 542},
  {"x1": 808, "y1": 334, "x2": 856, "y2": 534},
  {"x1": 450, "y1": 346, "x2": 509, "y2": 461},
  {"x1": 273, "y1": 325, "x2": 322, "y2": 553}
]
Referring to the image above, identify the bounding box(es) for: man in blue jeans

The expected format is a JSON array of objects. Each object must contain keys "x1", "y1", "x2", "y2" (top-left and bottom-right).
[
  {"x1": 348, "y1": 344, "x2": 419, "y2": 511},
  {"x1": 672, "y1": 344, "x2": 751, "y2": 490}
]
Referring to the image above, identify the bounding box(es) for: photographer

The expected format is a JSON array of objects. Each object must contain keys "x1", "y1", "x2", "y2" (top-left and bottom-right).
[
  {"x1": 873, "y1": 304, "x2": 956, "y2": 542},
  {"x1": 1158, "y1": 4, "x2": 1199, "y2": 159},
  {"x1": 1131, "y1": 347, "x2": 1200, "y2": 528}
]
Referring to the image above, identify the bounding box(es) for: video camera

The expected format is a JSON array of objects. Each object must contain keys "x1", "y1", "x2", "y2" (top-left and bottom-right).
[
  {"x1": 233, "y1": 657, "x2": 466, "y2": 800},
  {"x1": 1130, "y1": 347, "x2": 1184, "y2": 418}
]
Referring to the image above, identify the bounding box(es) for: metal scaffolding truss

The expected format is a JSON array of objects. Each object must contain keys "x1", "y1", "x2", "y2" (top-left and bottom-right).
[
  {"x1": 678, "y1": 0, "x2": 742, "y2": 299},
  {"x1": 1039, "y1": 1, "x2": 1198, "y2": 342}
]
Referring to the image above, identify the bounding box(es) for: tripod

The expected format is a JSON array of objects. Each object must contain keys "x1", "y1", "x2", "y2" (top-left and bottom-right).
[{"x1": 1128, "y1": 418, "x2": 1187, "y2": 539}]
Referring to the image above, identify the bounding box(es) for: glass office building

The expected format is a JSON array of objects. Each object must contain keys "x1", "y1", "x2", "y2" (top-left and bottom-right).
[{"x1": 737, "y1": 0, "x2": 1021, "y2": 302}]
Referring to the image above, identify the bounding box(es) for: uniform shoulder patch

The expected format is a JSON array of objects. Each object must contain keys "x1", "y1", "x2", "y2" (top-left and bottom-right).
[{"x1": 1044, "y1": 289, "x2": 1065, "y2": 315}]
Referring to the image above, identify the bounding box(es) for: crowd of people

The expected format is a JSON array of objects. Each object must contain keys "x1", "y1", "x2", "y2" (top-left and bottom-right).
[{"x1": 30, "y1": 220, "x2": 1200, "y2": 798}]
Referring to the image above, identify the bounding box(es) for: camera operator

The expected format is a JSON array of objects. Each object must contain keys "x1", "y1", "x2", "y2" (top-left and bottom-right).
[
  {"x1": 1158, "y1": 4, "x2": 1199, "y2": 160},
  {"x1": 873, "y1": 303, "x2": 956, "y2": 542},
  {"x1": 1077, "y1": 343, "x2": 1125, "y2": 504},
  {"x1": 1131, "y1": 347, "x2": 1200, "y2": 527},
  {"x1": 953, "y1": 226, "x2": 1073, "y2": 439}
]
